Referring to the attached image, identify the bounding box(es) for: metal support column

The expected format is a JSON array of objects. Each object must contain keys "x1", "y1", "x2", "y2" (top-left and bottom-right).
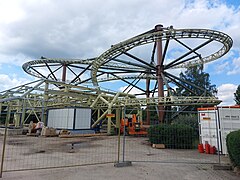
[
  {"x1": 42, "y1": 81, "x2": 49, "y2": 125},
  {"x1": 62, "y1": 64, "x2": 67, "y2": 82},
  {"x1": 146, "y1": 78, "x2": 151, "y2": 125},
  {"x1": 0, "y1": 103, "x2": 2, "y2": 118},
  {"x1": 21, "y1": 99, "x2": 26, "y2": 125},
  {"x1": 107, "y1": 108, "x2": 112, "y2": 135},
  {"x1": 97, "y1": 109, "x2": 101, "y2": 120},
  {"x1": 155, "y1": 24, "x2": 164, "y2": 123},
  {"x1": 14, "y1": 100, "x2": 21, "y2": 127},
  {"x1": 116, "y1": 108, "x2": 120, "y2": 129},
  {"x1": 138, "y1": 108, "x2": 143, "y2": 122}
]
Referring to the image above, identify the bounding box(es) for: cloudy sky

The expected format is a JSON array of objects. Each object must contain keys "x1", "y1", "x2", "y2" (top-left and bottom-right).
[{"x1": 0, "y1": 0, "x2": 239, "y2": 105}]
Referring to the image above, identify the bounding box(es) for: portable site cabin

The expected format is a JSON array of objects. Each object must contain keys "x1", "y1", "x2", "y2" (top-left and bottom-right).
[
  {"x1": 198, "y1": 106, "x2": 240, "y2": 154},
  {"x1": 47, "y1": 108, "x2": 92, "y2": 130}
]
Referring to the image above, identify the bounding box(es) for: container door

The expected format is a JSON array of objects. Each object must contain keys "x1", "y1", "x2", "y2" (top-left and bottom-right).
[{"x1": 218, "y1": 108, "x2": 240, "y2": 154}]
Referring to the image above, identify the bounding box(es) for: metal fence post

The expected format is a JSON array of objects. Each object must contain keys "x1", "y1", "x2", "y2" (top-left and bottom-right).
[
  {"x1": 215, "y1": 108, "x2": 221, "y2": 164},
  {"x1": 122, "y1": 106, "x2": 126, "y2": 162},
  {"x1": 117, "y1": 108, "x2": 122, "y2": 163},
  {"x1": 114, "y1": 106, "x2": 132, "y2": 167},
  {"x1": 0, "y1": 103, "x2": 10, "y2": 178}
]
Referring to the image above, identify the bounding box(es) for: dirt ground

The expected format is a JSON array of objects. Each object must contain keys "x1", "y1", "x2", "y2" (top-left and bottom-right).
[{"x1": 0, "y1": 134, "x2": 239, "y2": 179}]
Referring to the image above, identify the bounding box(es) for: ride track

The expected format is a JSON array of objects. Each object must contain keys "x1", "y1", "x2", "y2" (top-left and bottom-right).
[
  {"x1": 22, "y1": 25, "x2": 232, "y2": 109},
  {"x1": 0, "y1": 24, "x2": 233, "y2": 132}
]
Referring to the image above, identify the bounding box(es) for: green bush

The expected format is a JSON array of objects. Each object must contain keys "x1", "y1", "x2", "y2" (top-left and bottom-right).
[
  {"x1": 172, "y1": 114, "x2": 198, "y2": 133},
  {"x1": 226, "y1": 130, "x2": 240, "y2": 167},
  {"x1": 148, "y1": 124, "x2": 194, "y2": 149}
]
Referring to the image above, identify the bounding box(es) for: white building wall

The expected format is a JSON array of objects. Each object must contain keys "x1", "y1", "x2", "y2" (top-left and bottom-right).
[
  {"x1": 47, "y1": 108, "x2": 91, "y2": 130},
  {"x1": 75, "y1": 108, "x2": 91, "y2": 129}
]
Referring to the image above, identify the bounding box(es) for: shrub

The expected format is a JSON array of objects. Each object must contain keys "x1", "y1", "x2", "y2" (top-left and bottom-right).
[
  {"x1": 226, "y1": 130, "x2": 240, "y2": 167},
  {"x1": 172, "y1": 114, "x2": 198, "y2": 133},
  {"x1": 172, "y1": 114, "x2": 199, "y2": 148},
  {"x1": 148, "y1": 124, "x2": 194, "y2": 149}
]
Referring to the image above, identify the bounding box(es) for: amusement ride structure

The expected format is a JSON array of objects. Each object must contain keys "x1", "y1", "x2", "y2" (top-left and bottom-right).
[{"x1": 0, "y1": 24, "x2": 233, "y2": 134}]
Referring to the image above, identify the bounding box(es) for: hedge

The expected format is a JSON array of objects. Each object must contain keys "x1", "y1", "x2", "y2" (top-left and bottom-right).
[
  {"x1": 148, "y1": 124, "x2": 195, "y2": 149},
  {"x1": 226, "y1": 130, "x2": 240, "y2": 167}
]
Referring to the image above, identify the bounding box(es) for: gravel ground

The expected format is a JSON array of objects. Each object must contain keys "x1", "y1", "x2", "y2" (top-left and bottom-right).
[{"x1": 0, "y1": 135, "x2": 239, "y2": 179}]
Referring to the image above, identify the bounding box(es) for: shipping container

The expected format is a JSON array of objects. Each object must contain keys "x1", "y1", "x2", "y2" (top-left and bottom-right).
[{"x1": 198, "y1": 106, "x2": 240, "y2": 154}]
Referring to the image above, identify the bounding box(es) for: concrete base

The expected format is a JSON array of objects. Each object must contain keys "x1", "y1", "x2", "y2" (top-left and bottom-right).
[
  {"x1": 213, "y1": 164, "x2": 232, "y2": 170},
  {"x1": 114, "y1": 161, "x2": 132, "y2": 167}
]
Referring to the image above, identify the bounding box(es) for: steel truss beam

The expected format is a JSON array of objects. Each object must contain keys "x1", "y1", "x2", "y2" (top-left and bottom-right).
[
  {"x1": 2, "y1": 25, "x2": 231, "y2": 133},
  {"x1": 1, "y1": 79, "x2": 221, "y2": 120}
]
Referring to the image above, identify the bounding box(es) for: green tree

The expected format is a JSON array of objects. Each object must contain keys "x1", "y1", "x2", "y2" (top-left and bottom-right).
[
  {"x1": 174, "y1": 65, "x2": 217, "y2": 112},
  {"x1": 234, "y1": 85, "x2": 240, "y2": 105},
  {"x1": 175, "y1": 65, "x2": 217, "y2": 97}
]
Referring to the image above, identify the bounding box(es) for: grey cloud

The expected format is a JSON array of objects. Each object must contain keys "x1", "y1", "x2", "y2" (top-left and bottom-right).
[
  {"x1": 0, "y1": 0, "x2": 239, "y2": 65},
  {"x1": 0, "y1": 0, "x2": 187, "y2": 61}
]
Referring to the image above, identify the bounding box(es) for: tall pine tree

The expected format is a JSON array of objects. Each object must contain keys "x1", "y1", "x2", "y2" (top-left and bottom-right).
[
  {"x1": 174, "y1": 65, "x2": 217, "y2": 112},
  {"x1": 175, "y1": 65, "x2": 217, "y2": 97},
  {"x1": 234, "y1": 85, "x2": 240, "y2": 105}
]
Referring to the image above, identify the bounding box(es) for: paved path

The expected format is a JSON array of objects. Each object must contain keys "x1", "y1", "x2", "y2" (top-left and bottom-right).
[{"x1": 1, "y1": 162, "x2": 239, "y2": 180}]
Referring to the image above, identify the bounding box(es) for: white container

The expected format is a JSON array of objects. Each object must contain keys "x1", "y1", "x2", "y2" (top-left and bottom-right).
[
  {"x1": 47, "y1": 108, "x2": 92, "y2": 130},
  {"x1": 198, "y1": 106, "x2": 240, "y2": 154}
]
